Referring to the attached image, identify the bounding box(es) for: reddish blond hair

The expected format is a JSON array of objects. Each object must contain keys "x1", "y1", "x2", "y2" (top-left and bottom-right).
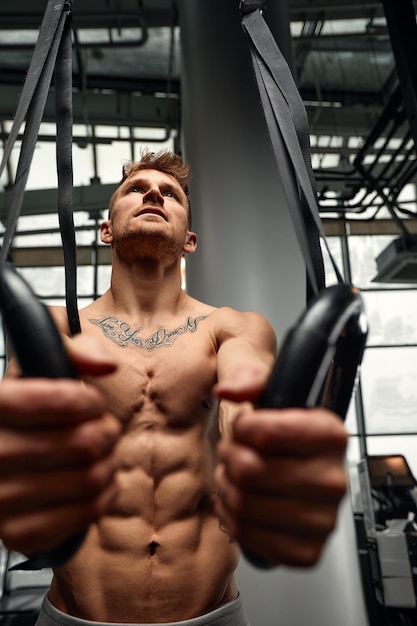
[{"x1": 109, "y1": 150, "x2": 192, "y2": 226}]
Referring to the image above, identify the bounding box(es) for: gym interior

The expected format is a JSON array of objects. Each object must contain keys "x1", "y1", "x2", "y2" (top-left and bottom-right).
[{"x1": 0, "y1": 1, "x2": 417, "y2": 625}]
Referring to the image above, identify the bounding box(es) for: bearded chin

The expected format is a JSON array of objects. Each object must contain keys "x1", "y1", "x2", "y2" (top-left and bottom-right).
[{"x1": 116, "y1": 228, "x2": 184, "y2": 262}]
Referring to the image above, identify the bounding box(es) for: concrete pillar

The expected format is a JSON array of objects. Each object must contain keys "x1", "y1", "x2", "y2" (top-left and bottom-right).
[
  {"x1": 178, "y1": 2, "x2": 369, "y2": 625},
  {"x1": 178, "y1": 0, "x2": 303, "y2": 343}
]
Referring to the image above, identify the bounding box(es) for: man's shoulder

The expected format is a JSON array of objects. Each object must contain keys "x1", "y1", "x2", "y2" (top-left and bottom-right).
[
  {"x1": 209, "y1": 306, "x2": 276, "y2": 342},
  {"x1": 212, "y1": 306, "x2": 270, "y2": 325}
]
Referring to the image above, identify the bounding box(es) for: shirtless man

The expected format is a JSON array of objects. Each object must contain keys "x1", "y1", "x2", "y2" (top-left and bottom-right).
[{"x1": 0, "y1": 151, "x2": 348, "y2": 625}]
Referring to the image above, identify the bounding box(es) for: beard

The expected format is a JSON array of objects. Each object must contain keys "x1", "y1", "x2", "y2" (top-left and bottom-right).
[{"x1": 113, "y1": 221, "x2": 185, "y2": 263}]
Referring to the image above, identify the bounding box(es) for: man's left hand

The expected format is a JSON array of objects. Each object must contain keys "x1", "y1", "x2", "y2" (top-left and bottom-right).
[{"x1": 214, "y1": 380, "x2": 348, "y2": 567}]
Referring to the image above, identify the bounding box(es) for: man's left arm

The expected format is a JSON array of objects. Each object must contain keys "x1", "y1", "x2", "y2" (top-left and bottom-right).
[
  {"x1": 215, "y1": 309, "x2": 276, "y2": 438},
  {"x1": 214, "y1": 309, "x2": 348, "y2": 567}
]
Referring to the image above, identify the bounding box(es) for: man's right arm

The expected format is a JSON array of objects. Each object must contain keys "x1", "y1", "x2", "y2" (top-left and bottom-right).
[{"x1": 0, "y1": 334, "x2": 120, "y2": 557}]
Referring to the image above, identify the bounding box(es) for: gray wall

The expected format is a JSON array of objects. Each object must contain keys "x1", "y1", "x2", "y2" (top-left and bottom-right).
[
  {"x1": 179, "y1": 1, "x2": 369, "y2": 624},
  {"x1": 179, "y1": 0, "x2": 304, "y2": 342}
]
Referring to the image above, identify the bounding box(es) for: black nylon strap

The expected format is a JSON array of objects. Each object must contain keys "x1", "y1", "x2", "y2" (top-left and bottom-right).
[
  {"x1": 0, "y1": 0, "x2": 80, "y2": 335},
  {"x1": 242, "y1": 7, "x2": 344, "y2": 296},
  {"x1": 0, "y1": 4, "x2": 68, "y2": 261},
  {"x1": 0, "y1": 0, "x2": 66, "y2": 182},
  {"x1": 55, "y1": 9, "x2": 81, "y2": 336},
  {"x1": 250, "y1": 48, "x2": 321, "y2": 294}
]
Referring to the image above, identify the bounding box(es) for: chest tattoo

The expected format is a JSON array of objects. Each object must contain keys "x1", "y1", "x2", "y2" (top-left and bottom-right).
[{"x1": 88, "y1": 315, "x2": 208, "y2": 350}]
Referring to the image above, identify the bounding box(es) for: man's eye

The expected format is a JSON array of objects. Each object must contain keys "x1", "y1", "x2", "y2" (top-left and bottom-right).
[
  {"x1": 163, "y1": 191, "x2": 176, "y2": 198},
  {"x1": 130, "y1": 186, "x2": 143, "y2": 193}
]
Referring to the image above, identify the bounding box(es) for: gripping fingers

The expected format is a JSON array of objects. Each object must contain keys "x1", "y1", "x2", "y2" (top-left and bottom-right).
[
  {"x1": 215, "y1": 467, "x2": 338, "y2": 567},
  {"x1": 0, "y1": 412, "x2": 121, "y2": 472},
  {"x1": 0, "y1": 484, "x2": 117, "y2": 556},
  {"x1": 233, "y1": 520, "x2": 328, "y2": 568},
  {"x1": 232, "y1": 408, "x2": 348, "y2": 456},
  {"x1": 216, "y1": 440, "x2": 347, "y2": 502},
  {"x1": 0, "y1": 456, "x2": 118, "y2": 515},
  {"x1": 215, "y1": 465, "x2": 339, "y2": 535},
  {"x1": 0, "y1": 378, "x2": 110, "y2": 428},
  {"x1": 214, "y1": 442, "x2": 347, "y2": 568}
]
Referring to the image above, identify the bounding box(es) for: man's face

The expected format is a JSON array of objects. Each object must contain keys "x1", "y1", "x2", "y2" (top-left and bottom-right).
[{"x1": 101, "y1": 169, "x2": 195, "y2": 259}]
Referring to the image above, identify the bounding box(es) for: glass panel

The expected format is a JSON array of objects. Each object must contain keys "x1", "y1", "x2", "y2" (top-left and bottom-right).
[
  {"x1": 348, "y1": 235, "x2": 414, "y2": 290},
  {"x1": 0, "y1": 30, "x2": 39, "y2": 45},
  {"x1": 346, "y1": 436, "x2": 365, "y2": 513},
  {"x1": 77, "y1": 267, "x2": 95, "y2": 297},
  {"x1": 14, "y1": 214, "x2": 61, "y2": 247},
  {"x1": 345, "y1": 395, "x2": 358, "y2": 436},
  {"x1": 20, "y1": 267, "x2": 65, "y2": 298},
  {"x1": 346, "y1": 435, "x2": 362, "y2": 465},
  {"x1": 78, "y1": 297, "x2": 95, "y2": 309},
  {"x1": 321, "y1": 236, "x2": 343, "y2": 285},
  {"x1": 98, "y1": 265, "x2": 112, "y2": 295},
  {"x1": 362, "y1": 290, "x2": 417, "y2": 346},
  {"x1": 360, "y1": 346, "x2": 417, "y2": 434},
  {"x1": 42, "y1": 298, "x2": 66, "y2": 307},
  {"x1": 19, "y1": 267, "x2": 97, "y2": 300},
  {"x1": 26, "y1": 143, "x2": 58, "y2": 190},
  {"x1": 321, "y1": 19, "x2": 370, "y2": 36},
  {"x1": 73, "y1": 143, "x2": 96, "y2": 187},
  {"x1": 95, "y1": 134, "x2": 174, "y2": 185}
]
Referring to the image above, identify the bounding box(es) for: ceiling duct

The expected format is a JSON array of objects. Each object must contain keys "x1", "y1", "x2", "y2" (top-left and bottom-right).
[{"x1": 373, "y1": 235, "x2": 417, "y2": 284}]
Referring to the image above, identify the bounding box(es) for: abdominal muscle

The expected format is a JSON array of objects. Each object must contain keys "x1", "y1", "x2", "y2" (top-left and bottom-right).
[{"x1": 48, "y1": 422, "x2": 240, "y2": 624}]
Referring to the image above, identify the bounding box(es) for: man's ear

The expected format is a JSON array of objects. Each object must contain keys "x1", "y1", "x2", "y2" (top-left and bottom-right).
[
  {"x1": 100, "y1": 220, "x2": 113, "y2": 245},
  {"x1": 183, "y1": 231, "x2": 197, "y2": 255}
]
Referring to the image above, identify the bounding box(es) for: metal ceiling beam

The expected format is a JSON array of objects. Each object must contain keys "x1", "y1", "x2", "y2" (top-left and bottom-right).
[
  {"x1": 7, "y1": 220, "x2": 417, "y2": 271},
  {"x1": 0, "y1": 67, "x2": 180, "y2": 98},
  {"x1": 9, "y1": 245, "x2": 112, "y2": 268},
  {"x1": 306, "y1": 104, "x2": 388, "y2": 137},
  {"x1": 293, "y1": 37, "x2": 392, "y2": 54},
  {"x1": 0, "y1": 77, "x2": 381, "y2": 135},
  {"x1": 288, "y1": 0, "x2": 417, "y2": 21},
  {"x1": 0, "y1": 85, "x2": 180, "y2": 129},
  {"x1": 0, "y1": 184, "x2": 115, "y2": 220},
  {"x1": 1, "y1": 0, "x2": 415, "y2": 29},
  {"x1": 0, "y1": 2, "x2": 177, "y2": 29}
]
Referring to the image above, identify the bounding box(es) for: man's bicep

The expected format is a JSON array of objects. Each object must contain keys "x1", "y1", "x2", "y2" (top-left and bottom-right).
[{"x1": 216, "y1": 312, "x2": 277, "y2": 383}]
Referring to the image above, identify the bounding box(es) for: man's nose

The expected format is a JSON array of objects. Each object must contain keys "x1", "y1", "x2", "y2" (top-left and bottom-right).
[{"x1": 143, "y1": 185, "x2": 164, "y2": 204}]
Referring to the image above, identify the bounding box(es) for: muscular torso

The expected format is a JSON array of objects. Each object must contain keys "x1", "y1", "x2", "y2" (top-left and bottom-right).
[{"x1": 49, "y1": 296, "x2": 240, "y2": 623}]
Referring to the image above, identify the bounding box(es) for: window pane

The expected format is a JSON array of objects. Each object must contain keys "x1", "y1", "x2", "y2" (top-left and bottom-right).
[
  {"x1": 345, "y1": 395, "x2": 359, "y2": 436},
  {"x1": 362, "y1": 290, "x2": 417, "y2": 346},
  {"x1": 347, "y1": 235, "x2": 415, "y2": 290},
  {"x1": 322, "y1": 236, "x2": 343, "y2": 285},
  {"x1": 361, "y1": 346, "x2": 417, "y2": 434},
  {"x1": 20, "y1": 267, "x2": 65, "y2": 298},
  {"x1": 98, "y1": 265, "x2": 112, "y2": 295}
]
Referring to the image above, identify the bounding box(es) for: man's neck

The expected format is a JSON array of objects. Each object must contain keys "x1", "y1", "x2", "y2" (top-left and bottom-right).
[{"x1": 104, "y1": 255, "x2": 186, "y2": 324}]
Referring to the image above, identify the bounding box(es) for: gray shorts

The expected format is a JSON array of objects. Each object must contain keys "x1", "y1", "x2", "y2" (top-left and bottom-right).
[{"x1": 35, "y1": 593, "x2": 250, "y2": 626}]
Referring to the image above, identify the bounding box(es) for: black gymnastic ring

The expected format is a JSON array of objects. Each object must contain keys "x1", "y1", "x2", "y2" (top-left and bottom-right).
[
  {"x1": 243, "y1": 283, "x2": 368, "y2": 569},
  {"x1": 258, "y1": 283, "x2": 368, "y2": 418},
  {"x1": 0, "y1": 261, "x2": 85, "y2": 570}
]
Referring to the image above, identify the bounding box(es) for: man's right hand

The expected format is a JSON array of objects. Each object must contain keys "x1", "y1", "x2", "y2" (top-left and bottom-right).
[{"x1": 0, "y1": 336, "x2": 121, "y2": 557}]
